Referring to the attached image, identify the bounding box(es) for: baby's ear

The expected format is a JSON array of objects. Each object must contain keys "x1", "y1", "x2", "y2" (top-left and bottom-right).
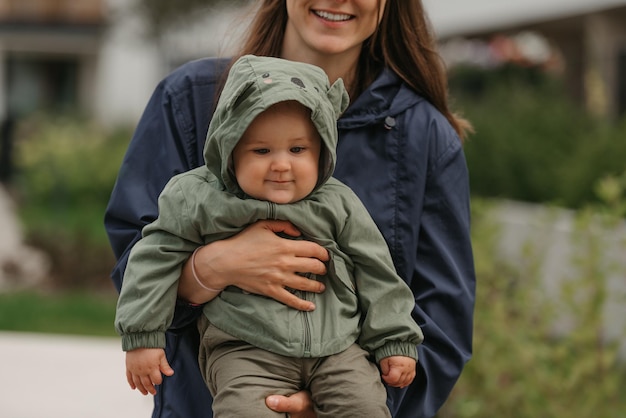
[{"x1": 327, "y1": 78, "x2": 350, "y2": 118}]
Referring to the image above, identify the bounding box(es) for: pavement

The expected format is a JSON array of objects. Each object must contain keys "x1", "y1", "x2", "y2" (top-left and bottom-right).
[
  {"x1": 0, "y1": 331, "x2": 153, "y2": 418},
  {"x1": 0, "y1": 185, "x2": 153, "y2": 417}
]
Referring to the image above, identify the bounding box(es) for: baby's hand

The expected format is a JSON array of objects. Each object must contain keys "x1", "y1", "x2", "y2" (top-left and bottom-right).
[
  {"x1": 380, "y1": 355, "x2": 416, "y2": 388},
  {"x1": 125, "y1": 348, "x2": 174, "y2": 395}
]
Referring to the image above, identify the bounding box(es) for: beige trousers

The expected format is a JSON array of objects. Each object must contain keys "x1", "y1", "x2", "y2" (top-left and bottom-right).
[{"x1": 198, "y1": 315, "x2": 391, "y2": 418}]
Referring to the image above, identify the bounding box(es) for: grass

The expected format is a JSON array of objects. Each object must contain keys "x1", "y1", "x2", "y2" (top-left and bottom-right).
[{"x1": 0, "y1": 290, "x2": 118, "y2": 337}]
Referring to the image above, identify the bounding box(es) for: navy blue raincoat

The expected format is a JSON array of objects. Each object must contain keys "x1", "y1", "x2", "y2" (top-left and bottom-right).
[{"x1": 105, "y1": 57, "x2": 475, "y2": 418}]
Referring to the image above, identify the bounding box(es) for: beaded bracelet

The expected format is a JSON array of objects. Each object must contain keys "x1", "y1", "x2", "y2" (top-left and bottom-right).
[{"x1": 191, "y1": 246, "x2": 224, "y2": 293}]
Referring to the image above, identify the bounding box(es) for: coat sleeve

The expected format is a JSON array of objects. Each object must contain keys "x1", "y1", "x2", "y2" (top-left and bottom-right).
[
  {"x1": 391, "y1": 118, "x2": 476, "y2": 418},
  {"x1": 114, "y1": 177, "x2": 204, "y2": 351},
  {"x1": 104, "y1": 61, "x2": 218, "y2": 330},
  {"x1": 334, "y1": 190, "x2": 424, "y2": 364}
]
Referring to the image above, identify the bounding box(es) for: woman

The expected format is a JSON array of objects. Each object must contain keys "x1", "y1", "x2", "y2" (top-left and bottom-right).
[{"x1": 105, "y1": 1, "x2": 476, "y2": 417}]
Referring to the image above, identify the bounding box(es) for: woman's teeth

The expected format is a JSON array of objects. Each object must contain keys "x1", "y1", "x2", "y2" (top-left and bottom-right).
[{"x1": 314, "y1": 10, "x2": 352, "y2": 22}]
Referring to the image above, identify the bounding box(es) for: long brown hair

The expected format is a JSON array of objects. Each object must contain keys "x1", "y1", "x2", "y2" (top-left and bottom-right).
[{"x1": 233, "y1": 0, "x2": 472, "y2": 140}]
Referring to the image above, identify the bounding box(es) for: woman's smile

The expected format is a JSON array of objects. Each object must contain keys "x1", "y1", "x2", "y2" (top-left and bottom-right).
[{"x1": 312, "y1": 10, "x2": 354, "y2": 22}]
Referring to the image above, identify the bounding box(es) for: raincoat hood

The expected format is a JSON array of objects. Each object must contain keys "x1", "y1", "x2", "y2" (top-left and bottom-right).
[{"x1": 204, "y1": 55, "x2": 350, "y2": 196}]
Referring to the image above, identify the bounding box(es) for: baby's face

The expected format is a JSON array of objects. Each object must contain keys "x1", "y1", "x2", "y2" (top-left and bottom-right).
[{"x1": 232, "y1": 101, "x2": 321, "y2": 204}]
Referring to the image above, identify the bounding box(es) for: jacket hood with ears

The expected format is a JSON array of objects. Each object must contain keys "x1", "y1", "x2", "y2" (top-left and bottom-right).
[{"x1": 203, "y1": 55, "x2": 350, "y2": 196}]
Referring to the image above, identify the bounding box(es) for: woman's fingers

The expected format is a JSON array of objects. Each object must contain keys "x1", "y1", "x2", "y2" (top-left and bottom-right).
[
  {"x1": 258, "y1": 219, "x2": 303, "y2": 238},
  {"x1": 271, "y1": 288, "x2": 317, "y2": 311},
  {"x1": 250, "y1": 220, "x2": 330, "y2": 264},
  {"x1": 266, "y1": 390, "x2": 316, "y2": 418},
  {"x1": 189, "y1": 219, "x2": 330, "y2": 309}
]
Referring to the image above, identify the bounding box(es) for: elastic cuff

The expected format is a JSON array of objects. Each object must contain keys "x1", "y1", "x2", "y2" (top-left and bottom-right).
[
  {"x1": 374, "y1": 341, "x2": 418, "y2": 364},
  {"x1": 121, "y1": 331, "x2": 166, "y2": 352}
]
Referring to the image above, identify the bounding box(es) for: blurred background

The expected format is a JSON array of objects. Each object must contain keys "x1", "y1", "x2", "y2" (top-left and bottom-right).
[{"x1": 0, "y1": 0, "x2": 624, "y2": 417}]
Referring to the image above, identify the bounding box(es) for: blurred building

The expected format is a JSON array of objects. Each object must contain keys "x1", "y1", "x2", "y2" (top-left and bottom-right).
[
  {"x1": 425, "y1": 0, "x2": 626, "y2": 119},
  {"x1": 0, "y1": 0, "x2": 236, "y2": 129},
  {"x1": 0, "y1": 0, "x2": 107, "y2": 119},
  {"x1": 0, "y1": 0, "x2": 625, "y2": 128},
  {"x1": 0, "y1": 0, "x2": 237, "y2": 183},
  {"x1": 0, "y1": 0, "x2": 108, "y2": 182}
]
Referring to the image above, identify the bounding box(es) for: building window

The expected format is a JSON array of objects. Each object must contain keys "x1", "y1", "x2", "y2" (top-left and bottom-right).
[{"x1": 6, "y1": 53, "x2": 78, "y2": 117}]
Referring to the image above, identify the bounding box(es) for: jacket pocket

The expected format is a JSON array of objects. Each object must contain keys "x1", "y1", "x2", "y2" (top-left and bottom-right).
[{"x1": 328, "y1": 254, "x2": 356, "y2": 295}]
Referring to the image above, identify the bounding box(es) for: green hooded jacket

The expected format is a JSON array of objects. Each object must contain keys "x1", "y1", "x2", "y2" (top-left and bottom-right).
[{"x1": 115, "y1": 55, "x2": 423, "y2": 364}]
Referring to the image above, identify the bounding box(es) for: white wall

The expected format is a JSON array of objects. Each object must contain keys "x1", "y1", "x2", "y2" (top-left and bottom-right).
[
  {"x1": 93, "y1": 0, "x2": 164, "y2": 127},
  {"x1": 93, "y1": 0, "x2": 246, "y2": 127}
]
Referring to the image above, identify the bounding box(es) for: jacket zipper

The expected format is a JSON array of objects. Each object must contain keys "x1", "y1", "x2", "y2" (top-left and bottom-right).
[
  {"x1": 268, "y1": 201, "x2": 312, "y2": 356},
  {"x1": 301, "y1": 290, "x2": 312, "y2": 357},
  {"x1": 300, "y1": 273, "x2": 315, "y2": 357},
  {"x1": 267, "y1": 201, "x2": 276, "y2": 220}
]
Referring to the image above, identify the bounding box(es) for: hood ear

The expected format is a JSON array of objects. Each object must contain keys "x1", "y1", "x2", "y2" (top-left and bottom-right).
[
  {"x1": 222, "y1": 79, "x2": 255, "y2": 111},
  {"x1": 327, "y1": 78, "x2": 350, "y2": 118}
]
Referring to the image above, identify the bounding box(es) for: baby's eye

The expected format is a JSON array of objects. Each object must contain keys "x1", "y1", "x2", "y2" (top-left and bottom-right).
[
  {"x1": 253, "y1": 148, "x2": 270, "y2": 155},
  {"x1": 290, "y1": 146, "x2": 305, "y2": 153}
]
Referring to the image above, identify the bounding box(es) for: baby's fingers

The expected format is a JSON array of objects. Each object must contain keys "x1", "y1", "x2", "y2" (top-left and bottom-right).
[
  {"x1": 138, "y1": 374, "x2": 158, "y2": 396},
  {"x1": 130, "y1": 373, "x2": 150, "y2": 395},
  {"x1": 382, "y1": 368, "x2": 402, "y2": 386},
  {"x1": 126, "y1": 370, "x2": 156, "y2": 395},
  {"x1": 396, "y1": 371, "x2": 414, "y2": 388},
  {"x1": 126, "y1": 370, "x2": 137, "y2": 390},
  {"x1": 382, "y1": 368, "x2": 415, "y2": 388},
  {"x1": 159, "y1": 356, "x2": 175, "y2": 377}
]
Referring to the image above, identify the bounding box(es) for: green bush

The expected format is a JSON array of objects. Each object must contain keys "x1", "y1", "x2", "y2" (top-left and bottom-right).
[
  {"x1": 451, "y1": 65, "x2": 626, "y2": 208},
  {"x1": 12, "y1": 114, "x2": 131, "y2": 288},
  {"x1": 14, "y1": 115, "x2": 129, "y2": 220},
  {"x1": 438, "y1": 177, "x2": 626, "y2": 418}
]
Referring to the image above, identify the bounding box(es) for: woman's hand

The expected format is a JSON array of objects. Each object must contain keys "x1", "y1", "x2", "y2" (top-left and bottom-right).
[
  {"x1": 266, "y1": 390, "x2": 317, "y2": 418},
  {"x1": 178, "y1": 220, "x2": 328, "y2": 310}
]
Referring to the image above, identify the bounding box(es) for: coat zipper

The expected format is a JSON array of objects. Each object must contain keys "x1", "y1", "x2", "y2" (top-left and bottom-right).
[
  {"x1": 268, "y1": 201, "x2": 312, "y2": 357},
  {"x1": 300, "y1": 273, "x2": 315, "y2": 358},
  {"x1": 301, "y1": 290, "x2": 312, "y2": 357},
  {"x1": 267, "y1": 201, "x2": 276, "y2": 220}
]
